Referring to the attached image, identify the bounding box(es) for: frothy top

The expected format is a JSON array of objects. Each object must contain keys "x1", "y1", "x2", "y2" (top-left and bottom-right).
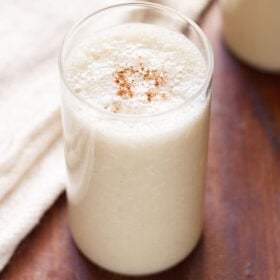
[{"x1": 64, "y1": 23, "x2": 207, "y2": 115}]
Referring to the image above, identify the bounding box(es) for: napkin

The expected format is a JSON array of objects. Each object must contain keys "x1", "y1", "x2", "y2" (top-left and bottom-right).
[{"x1": 0, "y1": 0, "x2": 211, "y2": 272}]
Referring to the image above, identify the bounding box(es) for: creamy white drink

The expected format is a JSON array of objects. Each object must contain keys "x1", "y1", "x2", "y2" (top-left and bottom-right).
[
  {"x1": 61, "y1": 20, "x2": 211, "y2": 275},
  {"x1": 221, "y1": 0, "x2": 280, "y2": 71}
]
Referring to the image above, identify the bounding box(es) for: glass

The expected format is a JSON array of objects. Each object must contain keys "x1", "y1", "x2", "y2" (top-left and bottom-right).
[
  {"x1": 221, "y1": 0, "x2": 280, "y2": 72},
  {"x1": 59, "y1": 1, "x2": 213, "y2": 276}
]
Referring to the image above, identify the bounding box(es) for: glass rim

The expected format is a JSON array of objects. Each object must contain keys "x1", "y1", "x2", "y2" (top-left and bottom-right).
[{"x1": 58, "y1": 1, "x2": 214, "y2": 120}]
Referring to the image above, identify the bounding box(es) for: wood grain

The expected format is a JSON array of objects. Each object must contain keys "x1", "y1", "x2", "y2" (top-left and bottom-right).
[{"x1": 1, "y1": 2, "x2": 280, "y2": 279}]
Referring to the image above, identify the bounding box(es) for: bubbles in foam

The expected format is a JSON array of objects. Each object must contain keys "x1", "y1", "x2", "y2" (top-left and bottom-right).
[{"x1": 65, "y1": 23, "x2": 207, "y2": 115}]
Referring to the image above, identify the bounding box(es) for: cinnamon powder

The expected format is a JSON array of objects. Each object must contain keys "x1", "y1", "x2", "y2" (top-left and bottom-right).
[{"x1": 112, "y1": 61, "x2": 168, "y2": 110}]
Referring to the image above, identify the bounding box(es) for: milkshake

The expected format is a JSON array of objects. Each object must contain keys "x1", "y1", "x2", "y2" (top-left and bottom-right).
[
  {"x1": 60, "y1": 2, "x2": 213, "y2": 276},
  {"x1": 221, "y1": 0, "x2": 280, "y2": 72}
]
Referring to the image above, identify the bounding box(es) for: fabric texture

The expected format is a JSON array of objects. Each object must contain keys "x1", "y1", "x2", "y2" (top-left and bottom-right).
[{"x1": 0, "y1": 0, "x2": 211, "y2": 272}]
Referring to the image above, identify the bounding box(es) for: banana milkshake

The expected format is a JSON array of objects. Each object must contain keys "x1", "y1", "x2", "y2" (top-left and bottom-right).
[{"x1": 60, "y1": 3, "x2": 213, "y2": 276}]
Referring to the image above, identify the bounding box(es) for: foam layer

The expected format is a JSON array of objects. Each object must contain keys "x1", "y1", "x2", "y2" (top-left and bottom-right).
[{"x1": 65, "y1": 23, "x2": 207, "y2": 115}]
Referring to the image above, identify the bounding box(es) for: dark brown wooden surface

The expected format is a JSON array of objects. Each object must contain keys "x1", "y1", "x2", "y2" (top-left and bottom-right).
[{"x1": 1, "y1": 3, "x2": 280, "y2": 279}]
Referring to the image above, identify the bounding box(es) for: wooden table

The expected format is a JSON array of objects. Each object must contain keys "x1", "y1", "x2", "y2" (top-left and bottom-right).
[{"x1": 1, "y1": 2, "x2": 280, "y2": 279}]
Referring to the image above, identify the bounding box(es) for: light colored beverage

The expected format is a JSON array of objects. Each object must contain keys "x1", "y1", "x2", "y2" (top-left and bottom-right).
[
  {"x1": 221, "y1": 0, "x2": 280, "y2": 72},
  {"x1": 60, "y1": 3, "x2": 213, "y2": 276}
]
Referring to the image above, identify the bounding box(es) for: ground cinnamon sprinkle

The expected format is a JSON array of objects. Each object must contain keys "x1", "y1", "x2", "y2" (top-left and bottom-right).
[
  {"x1": 117, "y1": 88, "x2": 132, "y2": 97},
  {"x1": 112, "y1": 61, "x2": 169, "y2": 112},
  {"x1": 155, "y1": 75, "x2": 166, "y2": 87},
  {"x1": 113, "y1": 67, "x2": 137, "y2": 98},
  {"x1": 146, "y1": 90, "x2": 156, "y2": 101},
  {"x1": 113, "y1": 102, "x2": 121, "y2": 113}
]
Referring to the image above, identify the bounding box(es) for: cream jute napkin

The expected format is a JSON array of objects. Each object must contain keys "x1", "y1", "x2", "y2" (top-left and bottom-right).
[{"x1": 0, "y1": 0, "x2": 211, "y2": 272}]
